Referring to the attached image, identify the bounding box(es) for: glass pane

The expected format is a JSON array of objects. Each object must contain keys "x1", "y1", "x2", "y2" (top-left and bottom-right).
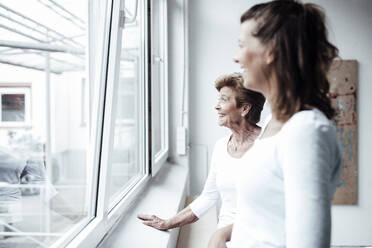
[
  {"x1": 152, "y1": 68, "x2": 162, "y2": 156},
  {"x1": 1, "y1": 94, "x2": 25, "y2": 122},
  {"x1": 108, "y1": 0, "x2": 145, "y2": 205},
  {"x1": 151, "y1": 0, "x2": 162, "y2": 157},
  {"x1": 0, "y1": 1, "x2": 92, "y2": 247}
]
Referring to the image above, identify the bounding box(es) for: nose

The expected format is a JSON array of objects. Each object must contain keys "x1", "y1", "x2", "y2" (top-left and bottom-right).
[{"x1": 215, "y1": 103, "x2": 220, "y2": 110}]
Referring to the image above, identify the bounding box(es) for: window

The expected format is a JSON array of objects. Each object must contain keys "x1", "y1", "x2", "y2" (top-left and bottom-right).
[
  {"x1": 0, "y1": 85, "x2": 31, "y2": 127},
  {"x1": 102, "y1": 0, "x2": 148, "y2": 210},
  {"x1": 0, "y1": 1, "x2": 92, "y2": 247},
  {"x1": 151, "y1": 0, "x2": 169, "y2": 175},
  {"x1": 0, "y1": 0, "x2": 168, "y2": 247}
]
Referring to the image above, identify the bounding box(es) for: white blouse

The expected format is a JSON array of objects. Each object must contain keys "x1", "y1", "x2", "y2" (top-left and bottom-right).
[
  {"x1": 231, "y1": 109, "x2": 342, "y2": 248},
  {"x1": 189, "y1": 135, "x2": 245, "y2": 228}
]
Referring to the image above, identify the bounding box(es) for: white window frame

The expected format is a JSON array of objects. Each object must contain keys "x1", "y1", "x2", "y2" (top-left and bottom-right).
[
  {"x1": 0, "y1": 83, "x2": 32, "y2": 128},
  {"x1": 151, "y1": 0, "x2": 169, "y2": 176},
  {"x1": 51, "y1": 0, "x2": 151, "y2": 247},
  {"x1": 17, "y1": 0, "x2": 171, "y2": 246},
  {"x1": 99, "y1": 0, "x2": 149, "y2": 212}
]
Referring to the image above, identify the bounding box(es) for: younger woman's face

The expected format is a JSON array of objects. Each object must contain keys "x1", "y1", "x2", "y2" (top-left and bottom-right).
[
  {"x1": 215, "y1": 87, "x2": 245, "y2": 128},
  {"x1": 234, "y1": 20, "x2": 271, "y2": 96}
]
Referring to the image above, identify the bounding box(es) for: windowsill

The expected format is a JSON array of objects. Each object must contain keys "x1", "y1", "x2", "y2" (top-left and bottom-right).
[{"x1": 98, "y1": 161, "x2": 189, "y2": 248}]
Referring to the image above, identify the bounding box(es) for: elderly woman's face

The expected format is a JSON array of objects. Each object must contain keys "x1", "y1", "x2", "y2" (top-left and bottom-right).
[
  {"x1": 215, "y1": 87, "x2": 244, "y2": 127},
  {"x1": 234, "y1": 20, "x2": 271, "y2": 95}
]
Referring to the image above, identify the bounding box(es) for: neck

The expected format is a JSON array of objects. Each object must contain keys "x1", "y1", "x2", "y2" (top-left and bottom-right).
[
  {"x1": 261, "y1": 76, "x2": 284, "y2": 124},
  {"x1": 230, "y1": 120, "x2": 260, "y2": 144}
]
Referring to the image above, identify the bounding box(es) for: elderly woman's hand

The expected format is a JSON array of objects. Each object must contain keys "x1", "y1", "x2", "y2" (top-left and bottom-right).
[{"x1": 137, "y1": 214, "x2": 171, "y2": 231}]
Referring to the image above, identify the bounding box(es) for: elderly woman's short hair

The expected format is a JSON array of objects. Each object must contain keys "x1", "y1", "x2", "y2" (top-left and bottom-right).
[{"x1": 215, "y1": 73, "x2": 265, "y2": 124}]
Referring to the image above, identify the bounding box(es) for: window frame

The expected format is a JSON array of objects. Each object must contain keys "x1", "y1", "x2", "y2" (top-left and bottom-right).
[
  {"x1": 48, "y1": 0, "x2": 169, "y2": 246},
  {"x1": 150, "y1": 0, "x2": 169, "y2": 176},
  {"x1": 98, "y1": 0, "x2": 149, "y2": 212},
  {"x1": 0, "y1": 83, "x2": 32, "y2": 128},
  {"x1": 51, "y1": 0, "x2": 151, "y2": 247}
]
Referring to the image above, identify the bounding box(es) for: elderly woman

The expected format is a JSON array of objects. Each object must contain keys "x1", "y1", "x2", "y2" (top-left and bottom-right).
[
  {"x1": 214, "y1": 1, "x2": 343, "y2": 248},
  {"x1": 138, "y1": 73, "x2": 265, "y2": 244}
]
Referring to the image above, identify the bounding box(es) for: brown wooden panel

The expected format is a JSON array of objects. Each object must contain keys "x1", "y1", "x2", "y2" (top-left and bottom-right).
[{"x1": 329, "y1": 60, "x2": 358, "y2": 205}]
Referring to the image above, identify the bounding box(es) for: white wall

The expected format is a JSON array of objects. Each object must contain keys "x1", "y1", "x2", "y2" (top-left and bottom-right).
[{"x1": 187, "y1": 0, "x2": 372, "y2": 245}]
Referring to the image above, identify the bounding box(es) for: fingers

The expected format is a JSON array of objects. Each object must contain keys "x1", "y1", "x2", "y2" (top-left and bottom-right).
[
  {"x1": 137, "y1": 214, "x2": 156, "y2": 221},
  {"x1": 138, "y1": 214, "x2": 169, "y2": 230},
  {"x1": 142, "y1": 219, "x2": 162, "y2": 230}
]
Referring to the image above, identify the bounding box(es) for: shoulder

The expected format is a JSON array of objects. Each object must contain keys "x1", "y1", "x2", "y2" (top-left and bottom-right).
[
  {"x1": 279, "y1": 109, "x2": 338, "y2": 147},
  {"x1": 285, "y1": 109, "x2": 332, "y2": 128},
  {"x1": 282, "y1": 109, "x2": 336, "y2": 135}
]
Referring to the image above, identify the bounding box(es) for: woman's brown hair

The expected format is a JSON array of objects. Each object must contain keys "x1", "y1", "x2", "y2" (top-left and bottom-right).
[
  {"x1": 215, "y1": 72, "x2": 265, "y2": 124},
  {"x1": 241, "y1": 0, "x2": 338, "y2": 121}
]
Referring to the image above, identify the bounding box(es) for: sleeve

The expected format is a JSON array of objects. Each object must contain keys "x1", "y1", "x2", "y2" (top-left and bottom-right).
[
  {"x1": 188, "y1": 142, "x2": 221, "y2": 218},
  {"x1": 278, "y1": 123, "x2": 341, "y2": 248},
  {"x1": 22, "y1": 158, "x2": 58, "y2": 201}
]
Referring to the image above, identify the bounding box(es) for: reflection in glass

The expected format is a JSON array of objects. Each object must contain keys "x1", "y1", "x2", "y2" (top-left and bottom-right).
[
  {"x1": 0, "y1": 1, "x2": 91, "y2": 247},
  {"x1": 1, "y1": 94, "x2": 25, "y2": 122}
]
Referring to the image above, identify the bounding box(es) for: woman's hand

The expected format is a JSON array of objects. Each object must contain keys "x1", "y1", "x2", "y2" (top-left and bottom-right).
[
  {"x1": 208, "y1": 224, "x2": 233, "y2": 248},
  {"x1": 138, "y1": 207, "x2": 198, "y2": 231},
  {"x1": 137, "y1": 214, "x2": 171, "y2": 231}
]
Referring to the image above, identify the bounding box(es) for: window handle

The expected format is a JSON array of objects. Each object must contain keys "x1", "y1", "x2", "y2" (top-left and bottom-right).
[{"x1": 153, "y1": 55, "x2": 163, "y2": 64}]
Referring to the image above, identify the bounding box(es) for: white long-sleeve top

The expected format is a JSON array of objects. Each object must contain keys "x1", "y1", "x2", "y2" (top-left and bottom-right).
[
  {"x1": 231, "y1": 109, "x2": 342, "y2": 248},
  {"x1": 189, "y1": 135, "x2": 244, "y2": 228}
]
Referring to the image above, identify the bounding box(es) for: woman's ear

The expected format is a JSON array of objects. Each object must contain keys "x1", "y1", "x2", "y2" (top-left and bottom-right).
[
  {"x1": 241, "y1": 103, "x2": 252, "y2": 117},
  {"x1": 266, "y1": 50, "x2": 274, "y2": 65},
  {"x1": 264, "y1": 44, "x2": 275, "y2": 65}
]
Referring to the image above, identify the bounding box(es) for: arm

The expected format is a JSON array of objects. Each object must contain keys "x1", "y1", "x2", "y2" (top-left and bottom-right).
[
  {"x1": 138, "y1": 141, "x2": 222, "y2": 230},
  {"x1": 280, "y1": 124, "x2": 340, "y2": 247},
  {"x1": 137, "y1": 206, "x2": 198, "y2": 230},
  {"x1": 208, "y1": 224, "x2": 233, "y2": 248}
]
